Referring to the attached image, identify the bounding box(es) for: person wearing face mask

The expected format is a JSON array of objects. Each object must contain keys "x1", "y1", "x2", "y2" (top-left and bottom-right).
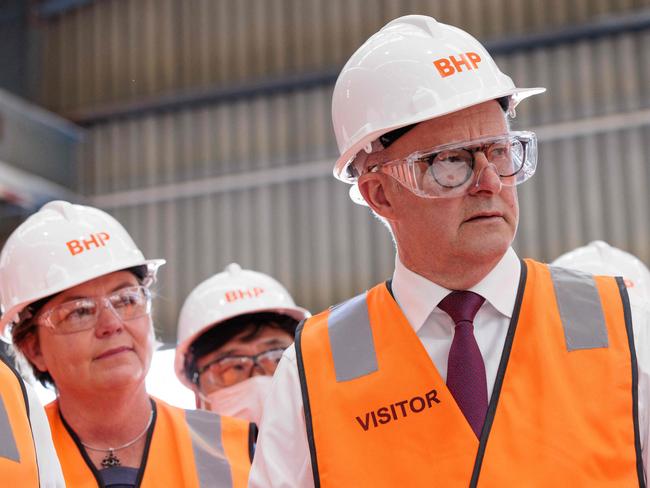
[{"x1": 174, "y1": 263, "x2": 309, "y2": 460}]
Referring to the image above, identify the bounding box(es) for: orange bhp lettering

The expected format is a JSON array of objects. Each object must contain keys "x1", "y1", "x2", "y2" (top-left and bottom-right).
[
  {"x1": 467, "y1": 51, "x2": 481, "y2": 68},
  {"x1": 225, "y1": 288, "x2": 265, "y2": 303},
  {"x1": 66, "y1": 232, "x2": 110, "y2": 256},
  {"x1": 433, "y1": 58, "x2": 454, "y2": 78},
  {"x1": 433, "y1": 52, "x2": 482, "y2": 78},
  {"x1": 66, "y1": 240, "x2": 83, "y2": 256},
  {"x1": 449, "y1": 53, "x2": 471, "y2": 72},
  {"x1": 83, "y1": 233, "x2": 101, "y2": 250}
]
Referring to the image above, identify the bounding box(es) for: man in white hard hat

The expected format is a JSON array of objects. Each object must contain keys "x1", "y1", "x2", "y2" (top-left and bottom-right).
[
  {"x1": 250, "y1": 15, "x2": 649, "y2": 486},
  {"x1": 175, "y1": 264, "x2": 309, "y2": 464}
]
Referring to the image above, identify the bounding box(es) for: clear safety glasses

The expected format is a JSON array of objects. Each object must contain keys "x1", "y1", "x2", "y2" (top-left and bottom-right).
[
  {"x1": 38, "y1": 286, "x2": 152, "y2": 334},
  {"x1": 196, "y1": 347, "x2": 287, "y2": 388},
  {"x1": 363, "y1": 131, "x2": 537, "y2": 199}
]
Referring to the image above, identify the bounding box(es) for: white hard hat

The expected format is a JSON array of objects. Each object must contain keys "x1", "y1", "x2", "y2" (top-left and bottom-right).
[
  {"x1": 174, "y1": 263, "x2": 310, "y2": 389},
  {"x1": 332, "y1": 14, "x2": 546, "y2": 183},
  {"x1": 0, "y1": 200, "x2": 165, "y2": 332},
  {"x1": 552, "y1": 240, "x2": 650, "y2": 302}
]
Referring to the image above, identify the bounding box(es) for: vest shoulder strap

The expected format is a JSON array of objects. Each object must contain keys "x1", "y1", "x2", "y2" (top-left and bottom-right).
[
  {"x1": 328, "y1": 291, "x2": 378, "y2": 382},
  {"x1": 0, "y1": 356, "x2": 27, "y2": 464},
  {"x1": 548, "y1": 265, "x2": 609, "y2": 350},
  {"x1": 183, "y1": 407, "x2": 235, "y2": 487}
]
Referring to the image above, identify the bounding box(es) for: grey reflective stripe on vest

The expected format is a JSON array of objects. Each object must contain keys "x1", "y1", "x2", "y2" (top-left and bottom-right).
[
  {"x1": 0, "y1": 395, "x2": 19, "y2": 462},
  {"x1": 328, "y1": 292, "x2": 378, "y2": 382},
  {"x1": 184, "y1": 409, "x2": 233, "y2": 487},
  {"x1": 549, "y1": 266, "x2": 609, "y2": 351}
]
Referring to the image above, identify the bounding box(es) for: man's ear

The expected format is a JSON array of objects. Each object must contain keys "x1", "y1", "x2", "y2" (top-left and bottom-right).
[
  {"x1": 358, "y1": 173, "x2": 400, "y2": 221},
  {"x1": 21, "y1": 331, "x2": 48, "y2": 374}
]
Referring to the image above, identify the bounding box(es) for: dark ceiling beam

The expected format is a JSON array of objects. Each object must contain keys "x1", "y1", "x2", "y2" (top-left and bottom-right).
[
  {"x1": 488, "y1": 7, "x2": 650, "y2": 54},
  {"x1": 65, "y1": 70, "x2": 339, "y2": 126},
  {"x1": 35, "y1": 0, "x2": 95, "y2": 18}
]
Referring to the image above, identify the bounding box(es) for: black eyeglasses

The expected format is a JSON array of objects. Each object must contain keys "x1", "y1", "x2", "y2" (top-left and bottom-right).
[{"x1": 195, "y1": 347, "x2": 287, "y2": 388}]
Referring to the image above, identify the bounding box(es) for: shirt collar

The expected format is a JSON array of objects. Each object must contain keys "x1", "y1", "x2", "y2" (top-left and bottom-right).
[{"x1": 391, "y1": 247, "x2": 521, "y2": 333}]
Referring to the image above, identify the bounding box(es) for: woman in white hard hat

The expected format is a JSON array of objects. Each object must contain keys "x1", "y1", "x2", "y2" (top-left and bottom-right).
[
  {"x1": 175, "y1": 263, "x2": 309, "y2": 458},
  {"x1": 3, "y1": 201, "x2": 250, "y2": 488}
]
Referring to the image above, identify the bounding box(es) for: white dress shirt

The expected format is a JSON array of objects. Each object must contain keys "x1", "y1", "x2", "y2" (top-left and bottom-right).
[{"x1": 249, "y1": 248, "x2": 650, "y2": 487}]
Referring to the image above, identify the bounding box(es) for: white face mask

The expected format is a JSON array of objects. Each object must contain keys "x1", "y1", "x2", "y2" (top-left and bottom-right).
[{"x1": 200, "y1": 375, "x2": 273, "y2": 425}]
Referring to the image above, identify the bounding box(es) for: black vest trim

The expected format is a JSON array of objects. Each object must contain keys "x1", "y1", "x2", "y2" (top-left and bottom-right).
[
  {"x1": 470, "y1": 259, "x2": 527, "y2": 487},
  {"x1": 295, "y1": 318, "x2": 321, "y2": 488}
]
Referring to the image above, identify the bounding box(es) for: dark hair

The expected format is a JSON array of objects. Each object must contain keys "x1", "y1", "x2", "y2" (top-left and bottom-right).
[
  {"x1": 11, "y1": 265, "x2": 149, "y2": 388},
  {"x1": 379, "y1": 96, "x2": 512, "y2": 149},
  {"x1": 184, "y1": 312, "x2": 299, "y2": 384},
  {"x1": 12, "y1": 293, "x2": 57, "y2": 387}
]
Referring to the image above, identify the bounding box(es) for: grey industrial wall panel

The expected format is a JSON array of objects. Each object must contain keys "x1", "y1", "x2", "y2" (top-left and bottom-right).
[
  {"x1": 38, "y1": 0, "x2": 650, "y2": 114},
  {"x1": 514, "y1": 127, "x2": 650, "y2": 264},
  {"x1": 80, "y1": 87, "x2": 336, "y2": 195},
  {"x1": 77, "y1": 26, "x2": 650, "y2": 195}
]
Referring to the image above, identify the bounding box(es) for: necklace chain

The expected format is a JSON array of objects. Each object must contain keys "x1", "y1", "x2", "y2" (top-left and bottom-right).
[{"x1": 81, "y1": 409, "x2": 154, "y2": 453}]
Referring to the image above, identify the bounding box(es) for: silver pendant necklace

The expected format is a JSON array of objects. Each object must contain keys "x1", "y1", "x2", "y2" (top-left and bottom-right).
[{"x1": 81, "y1": 409, "x2": 154, "y2": 468}]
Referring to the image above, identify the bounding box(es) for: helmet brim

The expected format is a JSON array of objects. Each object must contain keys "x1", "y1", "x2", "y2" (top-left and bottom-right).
[{"x1": 334, "y1": 86, "x2": 546, "y2": 183}]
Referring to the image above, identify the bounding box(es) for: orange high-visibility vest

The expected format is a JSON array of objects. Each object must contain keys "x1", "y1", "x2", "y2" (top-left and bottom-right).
[
  {"x1": 297, "y1": 259, "x2": 644, "y2": 487},
  {"x1": 0, "y1": 355, "x2": 39, "y2": 487},
  {"x1": 46, "y1": 396, "x2": 252, "y2": 488}
]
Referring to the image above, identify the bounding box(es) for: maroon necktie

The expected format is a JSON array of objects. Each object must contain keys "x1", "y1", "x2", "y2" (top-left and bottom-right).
[{"x1": 438, "y1": 290, "x2": 487, "y2": 438}]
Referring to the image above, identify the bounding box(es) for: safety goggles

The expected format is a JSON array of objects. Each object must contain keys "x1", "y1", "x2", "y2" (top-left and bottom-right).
[
  {"x1": 363, "y1": 131, "x2": 537, "y2": 199},
  {"x1": 38, "y1": 286, "x2": 152, "y2": 334},
  {"x1": 195, "y1": 347, "x2": 287, "y2": 388}
]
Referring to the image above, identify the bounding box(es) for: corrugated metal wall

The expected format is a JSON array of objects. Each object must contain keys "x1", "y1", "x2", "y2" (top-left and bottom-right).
[
  {"x1": 39, "y1": 0, "x2": 650, "y2": 114},
  {"x1": 35, "y1": 0, "x2": 650, "y2": 340}
]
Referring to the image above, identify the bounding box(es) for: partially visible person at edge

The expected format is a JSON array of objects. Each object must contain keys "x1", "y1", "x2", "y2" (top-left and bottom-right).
[
  {"x1": 553, "y1": 240, "x2": 650, "y2": 305},
  {"x1": 0, "y1": 338, "x2": 65, "y2": 487},
  {"x1": 174, "y1": 263, "x2": 309, "y2": 465},
  {"x1": 2, "y1": 200, "x2": 250, "y2": 488},
  {"x1": 250, "y1": 14, "x2": 649, "y2": 487}
]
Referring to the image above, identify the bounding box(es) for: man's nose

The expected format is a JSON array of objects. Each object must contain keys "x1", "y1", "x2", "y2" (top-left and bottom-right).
[{"x1": 469, "y1": 152, "x2": 502, "y2": 195}]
